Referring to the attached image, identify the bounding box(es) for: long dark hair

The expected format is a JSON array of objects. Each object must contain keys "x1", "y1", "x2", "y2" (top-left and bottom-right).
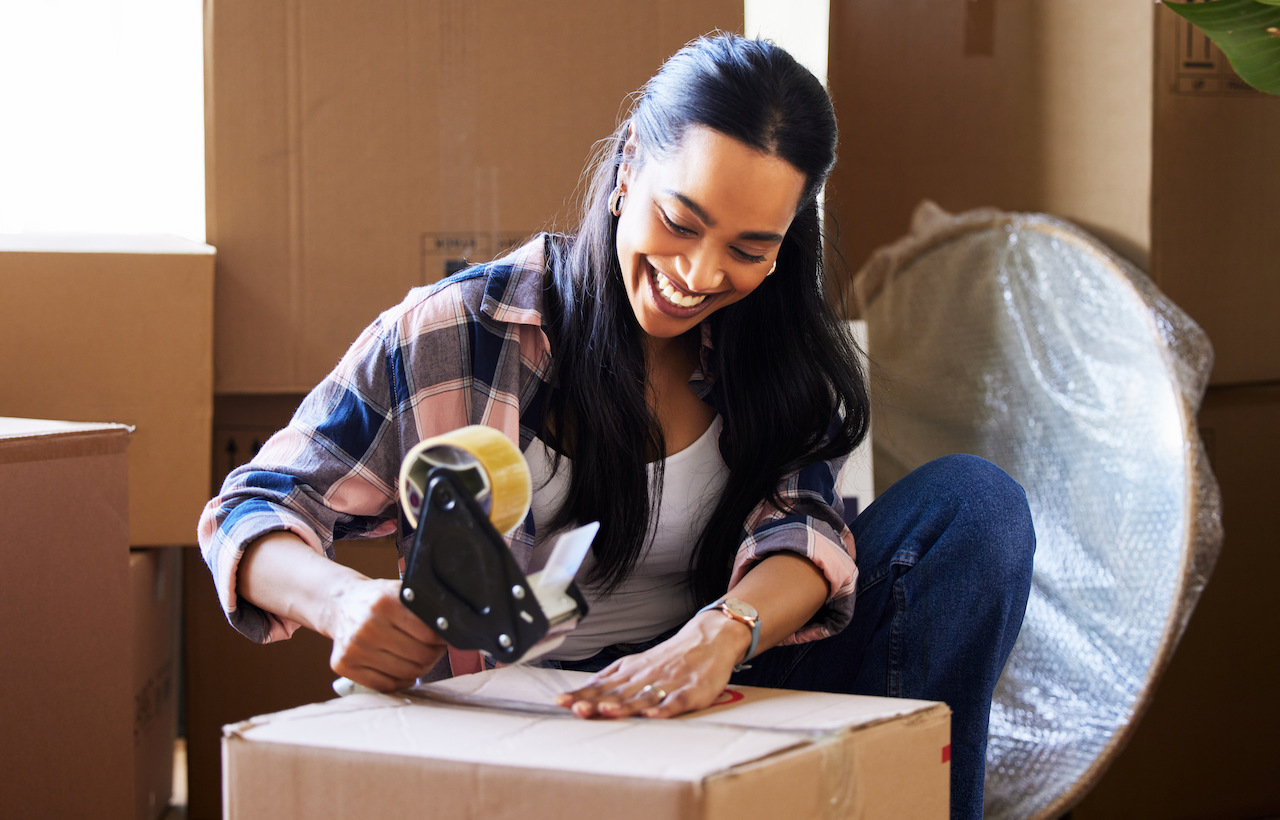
[{"x1": 541, "y1": 34, "x2": 869, "y2": 601}]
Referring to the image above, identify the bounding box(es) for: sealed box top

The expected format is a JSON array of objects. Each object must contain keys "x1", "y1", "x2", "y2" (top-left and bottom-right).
[{"x1": 224, "y1": 667, "x2": 951, "y2": 820}]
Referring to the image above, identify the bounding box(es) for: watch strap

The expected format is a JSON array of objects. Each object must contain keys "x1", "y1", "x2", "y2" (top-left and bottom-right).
[{"x1": 698, "y1": 598, "x2": 760, "y2": 672}]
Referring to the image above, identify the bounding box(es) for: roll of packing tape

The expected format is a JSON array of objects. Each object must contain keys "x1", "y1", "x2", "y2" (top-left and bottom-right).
[{"x1": 398, "y1": 425, "x2": 531, "y2": 535}]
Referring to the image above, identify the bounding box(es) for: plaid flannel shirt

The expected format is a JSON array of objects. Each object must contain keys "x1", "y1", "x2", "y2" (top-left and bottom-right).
[{"x1": 198, "y1": 235, "x2": 857, "y2": 657}]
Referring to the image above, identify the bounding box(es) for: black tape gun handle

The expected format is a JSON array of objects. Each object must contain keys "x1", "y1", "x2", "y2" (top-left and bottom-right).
[{"x1": 399, "y1": 468, "x2": 549, "y2": 663}]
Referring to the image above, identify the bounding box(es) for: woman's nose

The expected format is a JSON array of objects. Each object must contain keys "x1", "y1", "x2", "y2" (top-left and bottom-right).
[{"x1": 676, "y1": 248, "x2": 725, "y2": 292}]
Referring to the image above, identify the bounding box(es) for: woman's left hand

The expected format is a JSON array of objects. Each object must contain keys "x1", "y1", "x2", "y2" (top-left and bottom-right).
[{"x1": 555, "y1": 610, "x2": 753, "y2": 719}]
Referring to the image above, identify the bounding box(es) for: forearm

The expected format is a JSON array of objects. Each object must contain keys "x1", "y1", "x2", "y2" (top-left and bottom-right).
[
  {"x1": 237, "y1": 531, "x2": 368, "y2": 639},
  {"x1": 706, "y1": 551, "x2": 829, "y2": 662}
]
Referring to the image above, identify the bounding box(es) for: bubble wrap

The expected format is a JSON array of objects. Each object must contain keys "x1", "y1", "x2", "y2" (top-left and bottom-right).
[{"x1": 852, "y1": 202, "x2": 1223, "y2": 820}]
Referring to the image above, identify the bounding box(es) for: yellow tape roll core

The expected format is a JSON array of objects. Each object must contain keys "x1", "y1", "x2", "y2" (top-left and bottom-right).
[{"x1": 398, "y1": 425, "x2": 532, "y2": 535}]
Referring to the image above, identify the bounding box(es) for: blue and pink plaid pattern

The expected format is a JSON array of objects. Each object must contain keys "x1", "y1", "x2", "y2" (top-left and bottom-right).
[{"x1": 198, "y1": 236, "x2": 857, "y2": 653}]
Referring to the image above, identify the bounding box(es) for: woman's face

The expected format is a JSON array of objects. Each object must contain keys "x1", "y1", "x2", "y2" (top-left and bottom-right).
[{"x1": 614, "y1": 125, "x2": 807, "y2": 344}]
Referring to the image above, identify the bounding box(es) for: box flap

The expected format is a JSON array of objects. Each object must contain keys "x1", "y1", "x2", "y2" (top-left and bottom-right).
[
  {"x1": 0, "y1": 417, "x2": 132, "y2": 464},
  {"x1": 226, "y1": 666, "x2": 949, "y2": 786},
  {"x1": 0, "y1": 417, "x2": 133, "y2": 440}
]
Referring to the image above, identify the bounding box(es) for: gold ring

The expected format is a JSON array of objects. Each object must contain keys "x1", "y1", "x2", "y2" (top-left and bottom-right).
[{"x1": 639, "y1": 684, "x2": 667, "y2": 701}]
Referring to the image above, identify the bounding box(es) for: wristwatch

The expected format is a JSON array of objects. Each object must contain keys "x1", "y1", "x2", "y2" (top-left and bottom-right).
[{"x1": 698, "y1": 598, "x2": 760, "y2": 671}]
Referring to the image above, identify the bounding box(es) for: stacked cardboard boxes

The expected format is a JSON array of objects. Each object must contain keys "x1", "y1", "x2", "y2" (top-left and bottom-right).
[
  {"x1": 0, "y1": 236, "x2": 215, "y2": 819},
  {"x1": 827, "y1": 2, "x2": 1280, "y2": 816},
  {"x1": 0, "y1": 235, "x2": 215, "y2": 546}
]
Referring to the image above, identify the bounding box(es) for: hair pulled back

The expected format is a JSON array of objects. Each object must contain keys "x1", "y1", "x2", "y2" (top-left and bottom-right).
[{"x1": 542, "y1": 33, "x2": 868, "y2": 601}]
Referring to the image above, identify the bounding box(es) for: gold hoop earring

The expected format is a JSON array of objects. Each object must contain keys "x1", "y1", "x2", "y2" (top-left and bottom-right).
[
  {"x1": 609, "y1": 185, "x2": 625, "y2": 217},
  {"x1": 767, "y1": 261, "x2": 777, "y2": 276}
]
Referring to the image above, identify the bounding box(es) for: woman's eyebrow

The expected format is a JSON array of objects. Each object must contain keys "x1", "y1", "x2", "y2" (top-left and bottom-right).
[
  {"x1": 666, "y1": 190, "x2": 717, "y2": 226},
  {"x1": 664, "y1": 190, "x2": 785, "y2": 243}
]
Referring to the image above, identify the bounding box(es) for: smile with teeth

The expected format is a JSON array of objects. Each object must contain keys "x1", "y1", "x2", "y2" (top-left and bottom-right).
[{"x1": 651, "y1": 268, "x2": 708, "y2": 308}]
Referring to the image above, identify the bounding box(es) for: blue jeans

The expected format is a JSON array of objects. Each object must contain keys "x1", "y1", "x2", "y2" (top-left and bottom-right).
[{"x1": 553, "y1": 455, "x2": 1035, "y2": 820}]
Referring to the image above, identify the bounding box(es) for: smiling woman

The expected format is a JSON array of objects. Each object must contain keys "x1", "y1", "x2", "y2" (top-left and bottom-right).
[{"x1": 198, "y1": 33, "x2": 1035, "y2": 820}]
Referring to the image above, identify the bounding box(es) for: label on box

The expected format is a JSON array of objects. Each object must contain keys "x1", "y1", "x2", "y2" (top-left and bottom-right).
[
  {"x1": 420, "y1": 231, "x2": 533, "y2": 284},
  {"x1": 1169, "y1": 12, "x2": 1258, "y2": 96}
]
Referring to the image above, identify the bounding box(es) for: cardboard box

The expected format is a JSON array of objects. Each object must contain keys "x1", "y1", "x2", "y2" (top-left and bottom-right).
[
  {"x1": 132, "y1": 548, "x2": 182, "y2": 820},
  {"x1": 208, "y1": 393, "x2": 306, "y2": 495},
  {"x1": 0, "y1": 235, "x2": 215, "y2": 545},
  {"x1": 222, "y1": 666, "x2": 951, "y2": 819},
  {"x1": 1071, "y1": 384, "x2": 1280, "y2": 819},
  {"x1": 205, "y1": 0, "x2": 744, "y2": 393},
  {"x1": 827, "y1": 1, "x2": 1280, "y2": 385},
  {"x1": 1149, "y1": 12, "x2": 1280, "y2": 387},
  {"x1": 184, "y1": 539, "x2": 403, "y2": 820},
  {"x1": 0, "y1": 417, "x2": 133, "y2": 819}
]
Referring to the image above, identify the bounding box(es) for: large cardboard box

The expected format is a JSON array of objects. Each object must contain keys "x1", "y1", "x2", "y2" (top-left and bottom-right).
[
  {"x1": 0, "y1": 235, "x2": 215, "y2": 545},
  {"x1": 205, "y1": 0, "x2": 744, "y2": 393},
  {"x1": 828, "y1": 1, "x2": 1280, "y2": 385},
  {"x1": 1071, "y1": 384, "x2": 1280, "y2": 819},
  {"x1": 132, "y1": 548, "x2": 182, "y2": 820},
  {"x1": 223, "y1": 666, "x2": 951, "y2": 819},
  {"x1": 0, "y1": 418, "x2": 133, "y2": 819}
]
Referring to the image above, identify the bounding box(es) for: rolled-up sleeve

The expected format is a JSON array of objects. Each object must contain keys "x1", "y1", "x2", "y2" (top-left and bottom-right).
[
  {"x1": 197, "y1": 316, "x2": 402, "y2": 643},
  {"x1": 726, "y1": 452, "x2": 857, "y2": 645}
]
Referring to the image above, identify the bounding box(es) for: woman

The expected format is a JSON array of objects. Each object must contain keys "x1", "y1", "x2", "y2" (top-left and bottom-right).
[{"x1": 199, "y1": 34, "x2": 1034, "y2": 820}]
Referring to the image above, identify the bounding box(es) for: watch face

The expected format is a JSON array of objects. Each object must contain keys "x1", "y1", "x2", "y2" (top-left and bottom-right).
[{"x1": 723, "y1": 598, "x2": 758, "y2": 622}]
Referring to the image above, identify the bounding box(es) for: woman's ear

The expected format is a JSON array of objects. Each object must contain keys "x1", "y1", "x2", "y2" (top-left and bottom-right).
[{"x1": 619, "y1": 123, "x2": 641, "y2": 181}]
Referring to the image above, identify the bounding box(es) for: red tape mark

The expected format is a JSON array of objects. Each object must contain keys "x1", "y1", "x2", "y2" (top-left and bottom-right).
[
  {"x1": 712, "y1": 688, "x2": 746, "y2": 706},
  {"x1": 942, "y1": 745, "x2": 952, "y2": 764}
]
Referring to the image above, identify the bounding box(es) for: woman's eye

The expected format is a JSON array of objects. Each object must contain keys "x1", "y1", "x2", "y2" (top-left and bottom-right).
[
  {"x1": 734, "y1": 248, "x2": 768, "y2": 264},
  {"x1": 659, "y1": 211, "x2": 696, "y2": 236}
]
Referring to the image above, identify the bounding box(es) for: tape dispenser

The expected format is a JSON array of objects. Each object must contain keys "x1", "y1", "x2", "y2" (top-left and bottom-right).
[{"x1": 396, "y1": 425, "x2": 595, "y2": 667}]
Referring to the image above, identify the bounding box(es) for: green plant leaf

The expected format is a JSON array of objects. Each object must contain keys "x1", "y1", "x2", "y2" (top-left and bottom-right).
[{"x1": 1164, "y1": 0, "x2": 1280, "y2": 94}]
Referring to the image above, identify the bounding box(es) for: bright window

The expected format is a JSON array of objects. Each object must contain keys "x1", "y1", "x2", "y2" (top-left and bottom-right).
[{"x1": 0, "y1": 0, "x2": 205, "y2": 241}]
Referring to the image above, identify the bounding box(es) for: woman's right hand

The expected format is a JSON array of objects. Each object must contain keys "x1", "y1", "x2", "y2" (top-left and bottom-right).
[
  {"x1": 325, "y1": 577, "x2": 448, "y2": 692},
  {"x1": 238, "y1": 532, "x2": 447, "y2": 693}
]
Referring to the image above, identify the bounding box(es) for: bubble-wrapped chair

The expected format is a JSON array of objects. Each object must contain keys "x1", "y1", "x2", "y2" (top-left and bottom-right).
[{"x1": 851, "y1": 202, "x2": 1223, "y2": 819}]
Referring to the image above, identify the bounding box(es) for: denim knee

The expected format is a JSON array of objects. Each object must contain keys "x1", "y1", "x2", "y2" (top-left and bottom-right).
[{"x1": 915, "y1": 453, "x2": 1036, "y2": 590}]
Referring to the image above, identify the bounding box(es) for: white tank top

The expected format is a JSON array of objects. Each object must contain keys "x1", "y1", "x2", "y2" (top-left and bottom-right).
[{"x1": 524, "y1": 416, "x2": 730, "y2": 661}]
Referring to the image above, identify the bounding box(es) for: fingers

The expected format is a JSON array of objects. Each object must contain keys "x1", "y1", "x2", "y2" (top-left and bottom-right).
[
  {"x1": 634, "y1": 683, "x2": 679, "y2": 719},
  {"x1": 639, "y1": 684, "x2": 698, "y2": 720},
  {"x1": 554, "y1": 622, "x2": 740, "y2": 720},
  {"x1": 558, "y1": 674, "x2": 700, "y2": 719},
  {"x1": 556, "y1": 674, "x2": 658, "y2": 718},
  {"x1": 331, "y1": 634, "x2": 445, "y2": 692},
  {"x1": 554, "y1": 650, "x2": 725, "y2": 720},
  {"x1": 329, "y1": 578, "x2": 447, "y2": 692}
]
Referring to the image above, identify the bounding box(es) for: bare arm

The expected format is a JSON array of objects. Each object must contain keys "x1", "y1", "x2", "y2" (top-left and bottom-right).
[
  {"x1": 557, "y1": 551, "x2": 828, "y2": 718},
  {"x1": 239, "y1": 531, "x2": 447, "y2": 691}
]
